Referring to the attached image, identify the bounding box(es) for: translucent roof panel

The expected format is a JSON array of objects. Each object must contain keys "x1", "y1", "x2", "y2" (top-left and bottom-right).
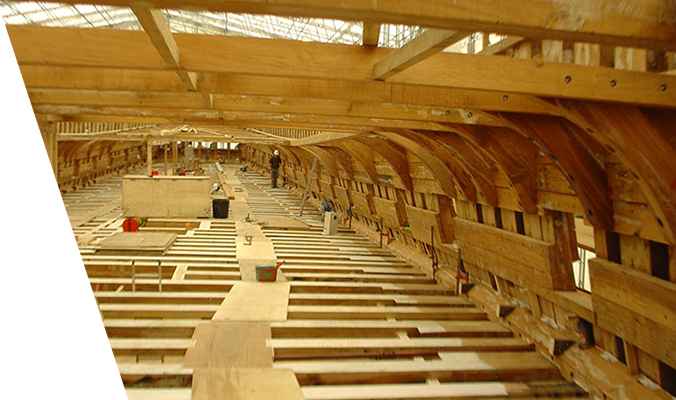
[{"x1": 1, "y1": 1, "x2": 424, "y2": 47}]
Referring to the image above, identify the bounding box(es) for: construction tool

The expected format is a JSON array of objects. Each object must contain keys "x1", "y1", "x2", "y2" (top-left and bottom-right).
[
  {"x1": 299, "y1": 157, "x2": 318, "y2": 216},
  {"x1": 256, "y1": 261, "x2": 286, "y2": 282}
]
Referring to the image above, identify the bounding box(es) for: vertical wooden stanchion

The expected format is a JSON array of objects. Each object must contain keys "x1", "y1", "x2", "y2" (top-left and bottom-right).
[
  {"x1": 171, "y1": 141, "x2": 178, "y2": 175},
  {"x1": 164, "y1": 144, "x2": 169, "y2": 175},
  {"x1": 146, "y1": 138, "x2": 153, "y2": 177}
]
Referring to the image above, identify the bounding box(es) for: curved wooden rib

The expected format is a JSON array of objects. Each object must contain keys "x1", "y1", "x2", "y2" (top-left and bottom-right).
[
  {"x1": 500, "y1": 113, "x2": 613, "y2": 230},
  {"x1": 276, "y1": 146, "x2": 301, "y2": 167},
  {"x1": 64, "y1": 141, "x2": 92, "y2": 161},
  {"x1": 284, "y1": 146, "x2": 313, "y2": 170},
  {"x1": 452, "y1": 125, "x2": 538, "y2": 213},
  {"x1": 320, "y1": 146, "x2": 355, "y2": 180},
  {"x1": 285, "y1": 146, "x2": 319, "y2": 186},
  {"x1": 337, "y1": 140, "x2": 379, "y2": 184},
  {"x1": 423, "y1": 130, "x2": 498, "y2": 207},
  {"x1": 375, "y1": 129, "x2": 456, "y2": 198},
  {"x1": 388, "y1": 129, "x2": 477, "y2": 201},
  {"x1": 302, "y1": 145, "x2": 340, "y2": 177},
  {"x1": 353, "y1": 137, "x2": 414, "y2": 192},
  {"x1": 559, "y1": 101, "x2": 676, "y2": 243}
]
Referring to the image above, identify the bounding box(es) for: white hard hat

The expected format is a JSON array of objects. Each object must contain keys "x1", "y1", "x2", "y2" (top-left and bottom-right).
[{"x1": 274, "y1": 150, "x2": 279, "y2": 155}]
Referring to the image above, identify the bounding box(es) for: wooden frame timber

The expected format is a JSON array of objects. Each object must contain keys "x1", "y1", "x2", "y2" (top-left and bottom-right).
[
  {"x1": 10, "y1": 26, "x2": 676, "y2": 108},
  {"x1": 7, "y1": 0, "x2": 675, "y2": 49}
]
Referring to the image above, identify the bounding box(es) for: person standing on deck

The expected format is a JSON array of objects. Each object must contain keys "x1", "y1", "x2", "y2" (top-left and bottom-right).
[{"x1": 269, "y1": 150, "x2": 282, "y2": 188}]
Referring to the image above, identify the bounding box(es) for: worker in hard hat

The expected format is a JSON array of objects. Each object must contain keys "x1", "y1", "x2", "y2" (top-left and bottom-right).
[{"x1": 269, "y1": 149, "x2": 282, "y2": 188}]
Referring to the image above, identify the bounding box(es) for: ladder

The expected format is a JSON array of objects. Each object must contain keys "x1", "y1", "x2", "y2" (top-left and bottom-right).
[
  {"x1": 299, "y1": 157, "x2": 319, "y2": 217},
  {"x1": 131, "y1": 260, "x2": 163, "y2": 292}
]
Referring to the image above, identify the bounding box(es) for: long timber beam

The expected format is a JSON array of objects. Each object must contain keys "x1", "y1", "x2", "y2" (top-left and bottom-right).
[
  {"x1": 9, "y1": 26, "x2": 676, "y2": 108},
  {"x1": 5, "y1": 0, "x2": 675, "y2": 50}
]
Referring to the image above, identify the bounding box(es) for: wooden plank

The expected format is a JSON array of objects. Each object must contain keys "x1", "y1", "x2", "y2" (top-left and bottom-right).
[
  {"x1": 479, "y1": 36, "x2": 524, "y2": 55},
  {"x1": 183, "y1": 322, "x2": 273, "y2": 368},
  {"x1": 455, "y1": 218, "x2": 554, "y2": 271},
  {"x1": 122, "y1": 175, "x2": 211, "y2": 218},
  {"x1": 212, "y1": 282, "x2": 290, "y2": 322},
  {"x1": 374, "y1": 29, "x2": 468, "y2": 80},
  {"x1": 276, "y1": 351, "x2": 560, "y2": 385},
  {"x1": 286, "y1": 305, "x2": 486, "y2": 320},
  {"x1": 131, "y1": 6, "x2": 197, "y2": 91},
  {"x1": 405, "y1": 205, "x2": 454, "y2": 244},
  {"x1": 590, "y1": 258, "x2": 676, "y2": 332},
  {"x1": 301, "y1": 381, "x2": 584, "y2": 400},
  {"x1": 192, "y1": 368, "x2": 303, "y2": 400},
  {"x1": 270, "y1": 320, "x2": 511, "y2": 338},
  {"x1": 270, "y1": 337, "x2": 533, "y2": 359},
  {"x1": 593, "y1": 294, "x2": 676, "y2": 369},
  {"x1": 351, "y1": 190, "x2": 373, "y2": 217},
  {"x1": 98, "y1": 232, "x2": 177, "y2": 252},
  {"x1": 288, "y1": 293, "x2": 468, "y2": 307},
  {"x1": 15, "y1": 0, "x2": 674, "y2": 50},
  {"x1": 20, "y1": 67, "x2": 554, "y2": 116},
  {"x1": 372, "y1": 197, "x2": 406, "y2": 227},
  {"x1": 10, "y1": 26, "x2": 676, "y2": 108},
  {"x1": 552, "y1": 291, "x2": 594, "y2": 323},
  {"x1": 460, "y1": 243, "x2": 553, "y2": 290}
]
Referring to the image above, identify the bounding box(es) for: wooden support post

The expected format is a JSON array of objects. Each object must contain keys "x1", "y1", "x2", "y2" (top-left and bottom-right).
[
  {"x1": 146, "y1": 139, "x2": 153, "y2": 177},
  {"x1": 227, "y1": 142, "x2": 231, "y2": 162},
  {"x1": 363, "y1": 22, "x2": 380, "y2": 47},
  {"x1": 171, "y1": 141, "x2": 178, "y2": 175},
  {"x1": 164, "y1": 144, "x2": 169, "y2": 175},
  {"x1": 624, "y1": 341, "x2": 639, "y2": 375},
  {"x1": 40, "y1": 121, "x2": 58, "y2": 179},
  {"x1": 482, "y1": 32, "x2": 490, "y2": 50}
]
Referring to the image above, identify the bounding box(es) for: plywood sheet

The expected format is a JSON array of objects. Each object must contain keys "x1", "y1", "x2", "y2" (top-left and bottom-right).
[
  {"x1": 122, "y1": 175, "x2": 211, "y2": 217},
  {"x1": 98, "y1": 232, "x2": 177, "y2": 252},
  {"x1": 212, "y1": 282, "x2": 290, "y2": 322},
  {"x1": 192, "y1": 368, "x2": 304, "y2": 400},
  {"x1": 183, "y1": 322, "x2": 272, "y2": 368}
]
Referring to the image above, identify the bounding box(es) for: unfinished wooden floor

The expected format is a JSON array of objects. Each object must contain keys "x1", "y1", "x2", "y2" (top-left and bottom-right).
[{"x1": 68, "y1": 167, "x2": 587, "y2": 400}]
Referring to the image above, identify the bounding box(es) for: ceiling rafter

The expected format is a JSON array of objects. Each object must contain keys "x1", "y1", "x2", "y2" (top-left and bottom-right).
[
  {"x1": 374, "y1": 29, "x2": 469, "y2": 80},
  {"x1": 131, "y1": 5, "x2": 199, "y2": 95}
]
